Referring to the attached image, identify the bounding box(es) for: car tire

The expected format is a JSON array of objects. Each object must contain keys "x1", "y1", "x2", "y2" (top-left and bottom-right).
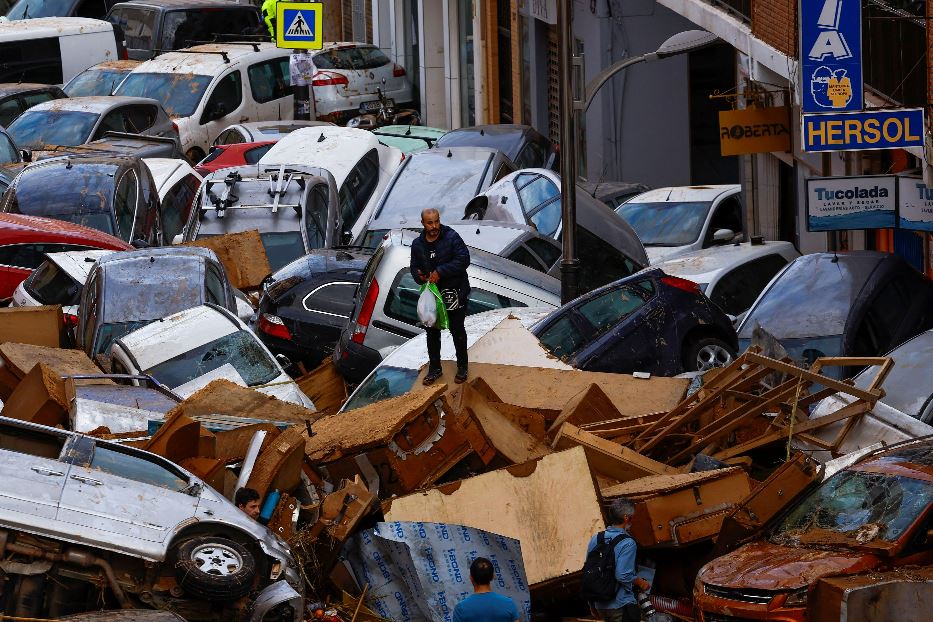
[
  {"x1": 185, "y1": 147, "x2": 205, "y2": 165},
  {"x1": 684, "y1": 337, "x2": 736, "y2": 372},
  {"x1": 174, "y1": 536, "x2": 257, "y2": 601}
]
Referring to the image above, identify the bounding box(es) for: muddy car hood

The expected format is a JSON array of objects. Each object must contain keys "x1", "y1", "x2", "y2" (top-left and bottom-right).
[{"x1": 700, "y1": 541, "x2": 877, "y2": 590}]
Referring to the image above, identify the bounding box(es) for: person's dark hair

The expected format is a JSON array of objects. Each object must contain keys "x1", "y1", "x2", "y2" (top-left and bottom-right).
[
  {"x1": 470, "y1": 557, "x2": 495, "y2": 585},
  {"x1": 235, "y1": 487, "x2": 260, "y2": 507}
]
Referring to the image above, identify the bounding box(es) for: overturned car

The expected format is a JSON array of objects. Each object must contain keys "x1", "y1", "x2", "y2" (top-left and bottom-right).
[{"x1": 0, "y1": 416, "x2": 302, "y2": 621}]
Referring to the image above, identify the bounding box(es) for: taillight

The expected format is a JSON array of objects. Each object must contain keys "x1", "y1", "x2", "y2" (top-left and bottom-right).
[
  {"x1": 661, "y1": 275, "x2": 702, "y2": 295},
  {"x1": 121, "y1": 48, "x2": 128, "y2": 60},
  {"x1": 311, "y1": 71, "x2": 349, "y2": 87},
  {"x1": 392, "y1": 64, "x2": 406, "y2": 77},
  {"x1": 258, "y1": 313, "x2": 292, "y2": 341},
  {"x1": 171, "y1": 121, "x2": 179, "y2": 136},
  {"x1": 351, "y1": 279, "x2": 379, "y2": 344},
  {"x1": 63, "y1": 313, "x2": 79, "y2": 328}
]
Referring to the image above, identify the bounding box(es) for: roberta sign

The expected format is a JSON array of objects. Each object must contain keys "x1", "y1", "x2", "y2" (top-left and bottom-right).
[{"x1": 805, "y1": 175, "x2": 896, "y2": 231}]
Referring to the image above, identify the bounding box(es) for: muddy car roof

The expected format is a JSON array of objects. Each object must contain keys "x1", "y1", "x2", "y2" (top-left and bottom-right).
[
  {"x1": 0, "y1": 83, "x2": 63, "y2": 98},
  {"x1": 25, "y1": 96, "x2": 162, "y2": 115},
  {"x1": 134, "y1": 42, "x2": 283, "y2": 75},
  {"x1": 118, "y1": 0, "x2": 258, "y2": 7},
  {"x1": 0, "y1": 17, "x2": 115, "y2": 39}
]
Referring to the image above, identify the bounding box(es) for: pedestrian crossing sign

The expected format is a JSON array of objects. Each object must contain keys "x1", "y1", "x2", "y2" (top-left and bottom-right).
[{"x1": 276, "y1": 2, "x2": 323, "y2": 50}]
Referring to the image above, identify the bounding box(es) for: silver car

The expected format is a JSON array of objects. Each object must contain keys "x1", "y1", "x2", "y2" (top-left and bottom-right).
[{"x1": 0, "y1": 415, "x2": 302, "y2": 620}]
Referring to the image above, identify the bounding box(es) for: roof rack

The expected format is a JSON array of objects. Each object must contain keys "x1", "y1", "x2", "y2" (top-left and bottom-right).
[{"x1": 153, "y1": 48, "x2": 230, "y2": 63}]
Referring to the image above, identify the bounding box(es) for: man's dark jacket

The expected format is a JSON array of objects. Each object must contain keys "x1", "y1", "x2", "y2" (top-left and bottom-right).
[{"x1": 410, "y1": 225, "x2": 471, "y2": 306}]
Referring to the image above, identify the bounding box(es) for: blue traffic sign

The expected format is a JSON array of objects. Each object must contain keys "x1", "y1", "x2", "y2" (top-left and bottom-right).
[
  {"x1": 800, "y1": 0, "x2": 863, "y2": 113},
  {"x1": 276, "y1": 2, "x2": 323, "y2": 50}
]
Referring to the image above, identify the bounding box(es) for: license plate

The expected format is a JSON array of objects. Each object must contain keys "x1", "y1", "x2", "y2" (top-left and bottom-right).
[{"x1": 360, "y1": 98, "x2": 393, "y2": 112}]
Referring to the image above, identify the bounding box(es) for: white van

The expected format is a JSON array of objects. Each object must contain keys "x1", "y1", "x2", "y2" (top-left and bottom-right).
[
  {"x1": 115, "y1": 42, "x2": 294, "y2": 163},
  {"x1": 0, "y1": 17, "x2": 124, "y2": 84}
]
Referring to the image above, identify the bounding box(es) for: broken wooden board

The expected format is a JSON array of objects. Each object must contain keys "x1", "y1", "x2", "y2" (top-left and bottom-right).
[
  {"x1": 246, "y1": 425, "x2": 305, "y2": 497},
  {"x1": 214, "y1": 423, "x2": 281, "y2": 462},
  {"x1": 810, "y1": 568, "x2": 933, "y2": 622},
  {"x1": 167, "y1": 379, "x2": 318, "y2": 427},
  {"x1": 295, "y1": 359, "x2": 347, "y2": 417},
  {"x1": 382, "y1": 446, "x2": 604, "y2": 586},
  {"x1": 141, "y1": 411, "x2": 201, "y2": 463},
  {"x1": 454, "y1": 363, "x2": 689, "y2": 420},
  {"x1": 452, "y1": 383, "x2": 551, "y2": 464},
  {"x1": 466, "y1": 316, "x2": 573, "y2": 369},
  {"x1": 0, "y1": 306, "x2": 65, "y2": 349},
  {"x1": 0, "y1": 342, "x2": 108, "y2": 399},
  {"x1": 0, "y1": 362, "x2": 70, "y2": 427},
  {"x1": 602, "y1": 467, "x2": 754, "y2": 548},
  {"x1": 181, "y1": 229, "x2": 271, "y2": 290},
  {"x1": 547, "y1": 384, "x2": 624, "y2": 435},
  {"x1": 552, "y1": 422, "x2": 674, "y2": 484}
]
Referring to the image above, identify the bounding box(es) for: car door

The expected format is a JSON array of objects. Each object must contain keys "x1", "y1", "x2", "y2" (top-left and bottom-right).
[
  {"x1": 200, "y1": 70, "x2": 249, "y2": 148},
  {"x1": 58, "y1": 438, "x2": 198, "y2": 544},
  {"x1": 708, "y1": 254, "x2": 790, "y2": 317},
  {"x1": 0, "y1": 421, "x2": 71, "y2": 522},
  {"x1": 247, "y1": 56, "x2": 294, "y2": 123}
]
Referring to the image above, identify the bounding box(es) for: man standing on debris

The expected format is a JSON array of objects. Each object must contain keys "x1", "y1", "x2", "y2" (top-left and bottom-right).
[
  {"x1": 235, "y1": 487, "x2": 262, "y2": 521},
  {"x1": 411, "y1": 208, "x2": 471, "y2": 385},
  {"x1": 583, "y1": 498, "x2": 651, "y2": 622},
  {"x1": 452, "y1": 557, "x2": 520, "y2": 622}
]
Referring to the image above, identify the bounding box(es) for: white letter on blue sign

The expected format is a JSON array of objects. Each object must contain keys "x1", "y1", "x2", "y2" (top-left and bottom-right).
[{"x1": 808, "y1": 0, "x2": 852, "y2": 61}]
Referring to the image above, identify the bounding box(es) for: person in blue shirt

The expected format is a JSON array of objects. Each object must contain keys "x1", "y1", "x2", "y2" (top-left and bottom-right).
[
  {"x1": 585, "y1": 498, "x2": 650, "y2": 622},
  {"x1": 452, "y1": 557, "x2": 520, "y2": 622}
]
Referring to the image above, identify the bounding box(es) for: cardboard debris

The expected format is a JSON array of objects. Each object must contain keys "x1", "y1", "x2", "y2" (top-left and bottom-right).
[
  {"x1": 311, "y1": 475, "x2": 376, "y2": 542},
  {"x1": 246, "y1": 425, "x2": 305, "y2": 497},
  {"x1": 383, "y1": 447, "x2": 604, "y2": 586},
  {"x1": 602, "y1": 467, "x2": 754, "y2": 547},
  {"x1": 140, "y1": 411, "x2": 201, "y2": 463},
  {"x1": 0, "y1": 362, "x2": 70, "y2": 427},
  {"x1": 180, "y1": 456, "x2": 225, "y2": 490},
  {"x1": 452, "y1": 383, "x2": 551, "y2": 464},
  {"x1": 308, "y1": 385, "x2": 480, "y2": 497},
  {"x1": 266, "y1": 492, "x2": 299, "y2": 541},
  {"x1": 295, "y1": 359, "x2": 347, "y2": 417},
  {"x1": 547, "y1": 384, "x2": 624, "y2": 434},
  {"x1": 0, "y1": 342, "x2": 106, "y2": 400},
  {"x1": 182, "y1": 229, "x2": 271, "y2": 290},
  {"x1": 552, "y1": 422, "x2": 675, "y2": 484},
  {"x1": 214, "y1": 423, "x2": 281, "y2": 462},
  {"x1": 168, "y1": 379, "x2": 319, "y2": 425},
  {"x1": 466, "y1": 316, "x2": 572, "y2": 369},
  {"x1": 0, "y1": 306, "x2": 65, "y2": 349}
]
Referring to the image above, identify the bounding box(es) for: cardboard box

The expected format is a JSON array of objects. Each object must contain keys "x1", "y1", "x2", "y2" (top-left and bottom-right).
[
  {"x1": 182, "y1": 229, "x2": 271, "y2": 290},
  {"x1": 0, "y1": 306, "x2": 64, "y2": 349},
  {"x1": 0, "y1": 362, "x2": 70, "y2": 427},
  {"x1": 383, "y1": 446, "x2": 605, "y2": 586},
  {"x1": 603, "y1": 467, "x2": 754, "y2": 547}
]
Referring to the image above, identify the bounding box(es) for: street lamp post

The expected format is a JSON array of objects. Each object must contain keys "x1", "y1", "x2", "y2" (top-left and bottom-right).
[{"x1": 557, "y1": 13, "x2": 719, "y2": 304}]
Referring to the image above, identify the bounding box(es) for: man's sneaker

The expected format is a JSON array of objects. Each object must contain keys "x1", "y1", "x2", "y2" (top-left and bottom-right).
[
  {"x1": 454, "y1": 366, "x2": 469, "y2": 384},
  {"x1": 423, "y1": 368, "x2": 443, "y2": 385}
]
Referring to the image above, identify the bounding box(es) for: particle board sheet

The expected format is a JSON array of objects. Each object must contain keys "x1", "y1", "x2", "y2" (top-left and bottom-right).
[
  {"x1": 466, "y1": 316, "x2": 572, "y2": 369},
  {"x1": 295, "y1": 359, "x2": 347, "y2": 416},
  {"x1": 464, "y1": 363, "x2": 689, "y2": 419},
  {"x1": 167, "y1": 379, "x2": 319, "y2": 426},
  {"x1": 303, "y1": 384, "x2": 447, "y2": 462},
  {"x1": 552, "y1": 422, "x2": 674, "y2": 484},
  {"x1": 0, "y1": 306, "x2": 65, "y2": 349},
  {"x1": 181, "y1": 229, "x2": 270, "y2": 290},
  {"x1": 382, "y1": 446, "x2": 605, "y2": 586},
  {"x1": 0, "y1": 342, "x2": 108, "y2": 383}
]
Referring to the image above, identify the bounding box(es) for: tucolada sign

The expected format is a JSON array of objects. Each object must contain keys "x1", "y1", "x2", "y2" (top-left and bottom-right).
[{"x1": 805, "y1": 175, "x2": 896, "y2": 231}]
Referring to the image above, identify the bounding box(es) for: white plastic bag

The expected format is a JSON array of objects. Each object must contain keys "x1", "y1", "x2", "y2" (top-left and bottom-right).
[{"x1": 417, "y1": 287, "x2": 438, "y2": 327}]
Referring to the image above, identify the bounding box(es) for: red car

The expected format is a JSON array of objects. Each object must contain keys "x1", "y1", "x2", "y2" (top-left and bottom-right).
[
  {"x1": 0, "y1": 213, "x2": 131, "y2": 299},
  {"x1": 195, "y1": 141, "x2": 276, "y2": 176}
]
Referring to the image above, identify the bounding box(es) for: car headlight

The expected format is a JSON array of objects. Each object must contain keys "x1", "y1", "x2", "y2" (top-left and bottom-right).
[{"x1": 784, "y1": 588, "x2": 808, "y2": 607}]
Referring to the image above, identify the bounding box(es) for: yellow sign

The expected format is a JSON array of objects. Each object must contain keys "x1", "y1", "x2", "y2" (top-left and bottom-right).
[
  {"x1": 276, "y1": 2, "x2": 323, "y2": 50},
  {"x1": 718, "y1": 106, "x2": 791, "y2": 156}
]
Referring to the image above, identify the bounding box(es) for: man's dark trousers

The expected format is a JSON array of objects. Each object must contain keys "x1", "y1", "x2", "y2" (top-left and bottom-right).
[
  {"x1": 599, "y1": 604, "x2": 641, "y2": 622},
  {"x1": 426, "y1": 307, "x2": 467, "y2": 372}
]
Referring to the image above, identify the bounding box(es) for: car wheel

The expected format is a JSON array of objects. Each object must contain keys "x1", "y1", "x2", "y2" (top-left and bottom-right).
[
  {"x1": 174, "y1": 536, "x2": 257, "y2": 601},
  {"x1": 684, "y1": 337, "x2": 735, "y2": 372},
  {"x1": 185, "y1": 147, "x2": 205, "y2": 165}
]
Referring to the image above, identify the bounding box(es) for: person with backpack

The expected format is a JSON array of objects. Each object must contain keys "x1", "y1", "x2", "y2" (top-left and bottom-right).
[{"x1": 581, "y1": 498, "x2": 651, "y2": 622}]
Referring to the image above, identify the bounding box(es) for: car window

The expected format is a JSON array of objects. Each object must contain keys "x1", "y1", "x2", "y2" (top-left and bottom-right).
[
  {"x1": 161, "y1": 174, "x2": 201, "y2": 243},
  {"x1": 0, "y1": 39, "x2": 63, "y2": 84},
  {"x1": 145, "y1": 329, "x2": 279, "y2": 388},
  {"x1": 302, "y1": 183, "x2": 330, "y2": 249},
  {"x1": 95, "y1": 109, "x2": 127, "y2": 139},
  {"x1": 110, "y1": 7, "x2": 157, "y2": 51},
  {"x1": 572, "y1": 226, "x2": 640, "y2": 293},
  {"x1": 0, "y1": 243, "x2": 94, "y2": 270},
  {"x1": 82, "y1": 272, "x2": 99, "y2": 350},
  {"x1": 76, "y1": 0, "x2": 110, "y2": 21},
  {"x1": 578, "y1": 285, "x2": 648, "y2": 338},
  {"x1": 25, "y1": 261, "x2": 82, "y2": 306},
  {"x1": 248, "y1": 58, "x2": 292, "y2": 104},
  {"x1": 205, "y1": 264, "x2": 227, "y2": 305},
  {"x1": 0, "y1": 132, "x2": 18, "y2": 165},
  {"x1": 0, "y1": 99, "x2": 22, "y2": 128},
  {"x1": 313, "y1": 46, "x2": 390, "y2": 70},
  {"x1": 343, "y1": 365, "x2": 419, "y2": 412},
  {"x1": 507, "y1": 245, "x2": 545, "y2": 272},
  {"x1": 303, "y1": 282, "x2": 358, "y2": 317},
  {"x1": 21, "y1": 91, "x2": 59, "y2": 109},
  {"x1": 706, "y1": 196, "x2": 743, "y2": 243},
  {"x1": 0, "y1": 422, "x2": 66, "y2": 459},
  {"x1": 90, "y1": 445, "x2": 188, "y2": 491},
  {"x1": 215, "y1": 129, "x2": 244, "y2": 145},
  {"x1": 160, "y1": 9, "x2": 260, "y2": 51},
  {"x1": 8, "y1": 110, "x2": 99, "y2": 150},
  {"x1": 710, "y1": 253, "x2": 789, "y2": 316},
  {"x1": 516, "y1": 174, "x2": 559, "y2": 216},
  {"x1": 384, "y1": 269, "x2": 523, "y2": 325},
  {"x1": 853, "y1": 275, "x2": 913, "y2": 357},
  {"x1": 339, "y1": 149, "x2": 380, "y2": 231},
  {"x1": 514, "y1": 141, "x2": 546, "y2": 169},
  {"x1": 537, "y1": 315, "x2": 586, "y2": 360},
  {"x1": 116, "y1": 73, "x2": 212, "y2": 118},
  {"x1": 123, "y1": 105, "x2": 157, "y2": 133},
  {"x1": 244, "y1": 143, "x2": 273, "y2": 164},
  {"x1": 526, "y1": 237, "x2": 561, "y2": 269},
  {"x1": 113, "y1": 169, "x2": 139, "y2": 241},
  {"x1": 530, "y1": 200, "x2": 561, "y2": 237},
  {"x1": 203, "y1": 71, "x2": 243, "y2": 122},
  {"x1": 65, "y1": 68, "x2": 131, "y2": 97}
]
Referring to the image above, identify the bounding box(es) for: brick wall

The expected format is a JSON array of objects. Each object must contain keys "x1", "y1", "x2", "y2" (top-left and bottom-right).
[{"x1": 751, "y1": 0, "x2": 797, "y2": 59}]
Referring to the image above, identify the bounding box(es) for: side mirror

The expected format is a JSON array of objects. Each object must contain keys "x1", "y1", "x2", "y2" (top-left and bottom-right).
[
  {"x1": 712, "y1": 228, "x2": 735, "y2": 243},
  {"x1": 275, "y1": 353, "x2": 292, "y2": 370},
  {"x1": 20, "y1": 149, "x2": 32, "y2": 163}
]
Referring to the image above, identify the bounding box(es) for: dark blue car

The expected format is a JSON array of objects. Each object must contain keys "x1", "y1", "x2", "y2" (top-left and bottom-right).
[{"x1": 532, "y1": 268, "x2": 738, "y2": 375}]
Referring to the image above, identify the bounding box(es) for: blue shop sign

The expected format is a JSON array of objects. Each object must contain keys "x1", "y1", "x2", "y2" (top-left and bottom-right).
[{"x1": 802, "y1": 108, "x2": 924, "y2": 153}]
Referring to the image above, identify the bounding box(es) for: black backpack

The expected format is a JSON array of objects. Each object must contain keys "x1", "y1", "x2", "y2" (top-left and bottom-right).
[{"x1": 580, "y1": 531, "x2": 630, "y2": 602}]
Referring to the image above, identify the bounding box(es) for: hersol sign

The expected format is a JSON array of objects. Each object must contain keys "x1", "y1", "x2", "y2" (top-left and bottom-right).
[
  {"x1": 805, "y1": 175, "x2": 896, "y2": 231},
  {"x1": 718, "y1": 106, "x2": 791, "y2": 156}
]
